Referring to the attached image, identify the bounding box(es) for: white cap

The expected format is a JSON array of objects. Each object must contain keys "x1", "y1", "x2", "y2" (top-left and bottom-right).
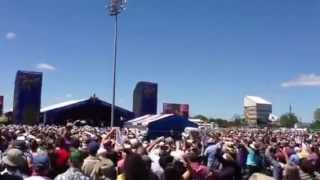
[
  {"x1": 129, "y1": 139, "x2": 139, "y2": 146},
  {"x1": 294, "y1": 147, "x2": 302, "y2": 153},
  {"x1": 17, "y1": 136, "x2": 26, "y2": 141}
]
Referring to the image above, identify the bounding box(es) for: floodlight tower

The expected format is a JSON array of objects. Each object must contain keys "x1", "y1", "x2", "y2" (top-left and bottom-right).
[{"x1": 108, "y1": 0, "x2": 127, "y2": 127}]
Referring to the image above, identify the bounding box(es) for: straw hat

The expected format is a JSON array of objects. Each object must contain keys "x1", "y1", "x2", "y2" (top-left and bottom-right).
[{"x1": 3, "y1": 148, "x2": 25, "y2": 167}]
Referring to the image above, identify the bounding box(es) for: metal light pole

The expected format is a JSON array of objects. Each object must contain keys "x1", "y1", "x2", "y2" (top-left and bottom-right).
[{"x1": 108, "y1": 0, "x2": 127, "y2": 127}]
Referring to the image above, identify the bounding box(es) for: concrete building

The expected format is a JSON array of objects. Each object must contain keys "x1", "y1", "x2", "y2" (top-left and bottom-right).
[{"x1": 244, "y1": 96, "x2": 272, "y2": 126}]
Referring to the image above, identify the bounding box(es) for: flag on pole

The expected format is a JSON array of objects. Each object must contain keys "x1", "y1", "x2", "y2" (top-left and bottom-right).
[{"x1": 268, "y1": 114, "x2": 278, "y2": 122}]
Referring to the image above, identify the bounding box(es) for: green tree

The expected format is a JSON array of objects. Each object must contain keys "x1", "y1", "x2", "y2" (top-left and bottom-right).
[
  {"x1": 193, "y1": 115, "x2": 209, "y2": 122},
  {"x1": 314, "y1": 108, "x2": 320, "y2": 122},
  {"x1": 310, "y1": 120, "x2": 320, "y2": 130},
  {"x1": 208, "y1": 118, "x2": 229, "y2": 127},
  {"x1": 279, "y1": 113, "x2": 299, "y2": 128},
  {"x1": 0, "y1": 116, "x2": 9, "y2": 125},
  {"x1": 232, "y1": 114, "x2": 245, "y2": 127}
]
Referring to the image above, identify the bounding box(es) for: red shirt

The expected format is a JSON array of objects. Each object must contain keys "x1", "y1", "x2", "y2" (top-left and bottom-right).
[
  {"x1": 55, "y1": 148, "x2": 70, "y2": 167},
  {"x1": 190, "y1": 162, "x2": 209, "y2": 180}
]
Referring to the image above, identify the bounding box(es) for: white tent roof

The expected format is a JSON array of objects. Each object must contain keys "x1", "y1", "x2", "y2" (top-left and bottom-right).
[
  {"x1": 41, "y1": 99, "x2": 85, "y2": 113},
  {"x1": 244, "y1": 96, "x2": 271, "y2": 107},
  {"x1": 189, "y1": 119, "x2": 204, "y2": 123},
  {"x1": 125, "y1": 114, "x2": 152, "y2": 124},
  {"x1": 124, "y1": 114, "x2": 174, "y2": 127}
]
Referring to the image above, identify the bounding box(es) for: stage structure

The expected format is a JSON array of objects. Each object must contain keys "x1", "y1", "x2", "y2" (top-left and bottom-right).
[{"x1": 41, "y1": 96, "x2": 134, "y2": 127}]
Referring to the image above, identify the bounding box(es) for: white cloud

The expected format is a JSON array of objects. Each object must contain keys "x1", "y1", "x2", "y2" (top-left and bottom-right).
[
  {"x1": 282, "y1": 74, "x2": 320, "y2": 87},
  {"x1": 66, "y1": 94, "x2": 73, "y2": 98},
  {"x1": 36, "y1": 63, "x2": 56, "y2": 71},
  {"x1": 5, "y1": 32, "x2": 16, "y2": 40}
]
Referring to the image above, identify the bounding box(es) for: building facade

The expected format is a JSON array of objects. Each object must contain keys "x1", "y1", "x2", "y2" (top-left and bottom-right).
[{"x1": 244, "y1": 96, "x2": 272, "y2": 126}]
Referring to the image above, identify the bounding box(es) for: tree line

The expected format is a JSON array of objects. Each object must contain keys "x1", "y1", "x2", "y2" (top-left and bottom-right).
[
  {"x1": 192, "y1": 114, "x2": 245, "y2": 128},
  {"x1": 193, "y1": 108, "x2": 320, "y2": 129}
]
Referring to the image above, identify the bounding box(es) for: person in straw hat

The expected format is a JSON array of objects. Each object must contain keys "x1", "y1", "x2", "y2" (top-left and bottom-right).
[{"x1": 1, "y1": 148, "x2": 26, "y2": 180}]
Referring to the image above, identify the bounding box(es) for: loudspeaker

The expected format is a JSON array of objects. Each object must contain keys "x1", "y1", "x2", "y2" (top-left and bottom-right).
[
  {"x1": 13, "y1": 71, "x2": 42, "y2": 125},
  {"x1": 133, "y1": 81, "x2": 158, "y2": 117}
]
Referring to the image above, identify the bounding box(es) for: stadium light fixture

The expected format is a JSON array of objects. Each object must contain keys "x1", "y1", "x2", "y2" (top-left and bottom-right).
[{"x1": 107, "y1": 0, "x2": 127, "y2": 128}]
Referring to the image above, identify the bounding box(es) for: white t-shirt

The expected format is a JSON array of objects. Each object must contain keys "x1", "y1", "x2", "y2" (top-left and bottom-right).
[
  {"x1": 149, "y1": 149, "x2": 164, "y2": 180},
  {"x1": 24, "y1": 176, "x2": 51, "y2": 180}
]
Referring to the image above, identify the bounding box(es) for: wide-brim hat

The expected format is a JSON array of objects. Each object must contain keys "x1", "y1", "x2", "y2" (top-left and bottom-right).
[{"x1": 3, "y1": 148, "x2": 25, "y2": 167}]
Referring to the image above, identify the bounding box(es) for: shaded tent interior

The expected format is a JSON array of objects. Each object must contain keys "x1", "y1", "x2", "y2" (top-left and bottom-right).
[
  {"x1": 40, "y1": 96, "x2": 134, "y2": 127},
  {"x1": 125, "y1": 114, "x2": 198, "y2": 139}
]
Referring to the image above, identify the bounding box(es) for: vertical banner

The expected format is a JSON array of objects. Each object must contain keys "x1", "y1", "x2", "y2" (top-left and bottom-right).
[
  {"x1": 0, "y1": 96, "x2": 3, "y2": 116},
  {"x1": 13, "y1": 71, "x2": 43, "y2": 125}
]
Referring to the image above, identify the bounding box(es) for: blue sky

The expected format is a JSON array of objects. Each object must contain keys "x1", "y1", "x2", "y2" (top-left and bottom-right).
[{"x1": 1, "y1": 0, "x2": 320, "y2": 121}]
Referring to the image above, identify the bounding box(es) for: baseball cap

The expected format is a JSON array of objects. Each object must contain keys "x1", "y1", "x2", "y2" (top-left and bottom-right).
[
  {"x1": 66, "y1": 123, "x2": 73, "y2": 128},
  {"x1": 88, "y1": 141, "x2": 100, "y2": 155},
  {"x1": 70, "y1": 150, "x2": 84, "y2": 164},
  {"x1": 33, "y1": 154, "x2": 49, "y2": 168},
  {"x1": 289, "y1": 154, "x2": 300, "y2": 166}
]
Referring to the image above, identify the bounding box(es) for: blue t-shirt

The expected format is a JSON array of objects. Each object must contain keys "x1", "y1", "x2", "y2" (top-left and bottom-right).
[
  {"x1": 246, "y1": 148, "x2": 258, "y2": 166},
  {"x1": 205, "y1": 143, "x2": 220, "y2": 169}
]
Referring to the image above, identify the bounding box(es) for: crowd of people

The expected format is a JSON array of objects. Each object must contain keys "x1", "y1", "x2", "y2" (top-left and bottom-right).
[{"x1": 0, "y1": 123, "x2": 319, "y2": 180}]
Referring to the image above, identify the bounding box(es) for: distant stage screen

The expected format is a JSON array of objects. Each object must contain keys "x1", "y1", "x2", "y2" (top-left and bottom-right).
[
  {"x1": 13, "y1": 71, "x2": 43, "y2": 125},
  {"x1": 133, "y1": 82, "x2": 158, "y2": 117},
  {"x1": 163, "y1": 103, "x2": 189, "y2": 118}
]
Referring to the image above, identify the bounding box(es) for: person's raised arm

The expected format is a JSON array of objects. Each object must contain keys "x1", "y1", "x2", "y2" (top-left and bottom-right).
[
  {"x1": 104, "y1": 128, "x2": 116, "y2": 140},
  {"x1": 241, "y1": 140, "x2": 250, "y2": 152},
  {"x1": 182, "y1": 169, "x2": 192, "y2": 180},
  {"x1": 265, "y1": 145, "x2": 277, "y2": 165},
  {"x1": 176, "y1": 140, "x2": 181, "y2": 151},
  {"x1": 280, "y1": 148, "x2": 289, "y2": 164},
  {"x1": 146, "y1": 137, "x2": 163, "y2": 153},
  {"x1": 182, "y1": 155, "x2": 195, "y2": 180}
]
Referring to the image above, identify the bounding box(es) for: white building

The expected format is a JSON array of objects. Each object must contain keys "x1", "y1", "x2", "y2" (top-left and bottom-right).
[{"x1": 244, "y1": 96, "x2": 272, "y2": 126}]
